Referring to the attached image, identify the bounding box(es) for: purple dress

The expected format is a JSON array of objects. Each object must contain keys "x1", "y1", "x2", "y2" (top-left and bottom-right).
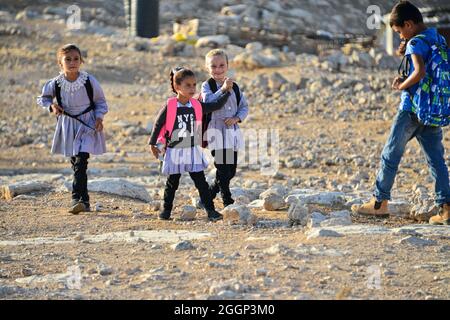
[
  {"x1": 148, "y1": 93, "x2": 231, "y2": 175},
  {"x1": 37, "y1": 71, "x2": 108, "y2": 157},
  {"x1": 201, "y1": 79, "x2": 249, "y2": 151}
]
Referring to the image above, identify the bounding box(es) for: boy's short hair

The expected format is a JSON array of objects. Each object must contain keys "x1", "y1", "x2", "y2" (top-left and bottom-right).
[
  {"x1": 389, "y1": 0, "x2": 423, "y2": 27},
  {"x1": 205, "y1": 49, "x2": 229, "y2": 65}
]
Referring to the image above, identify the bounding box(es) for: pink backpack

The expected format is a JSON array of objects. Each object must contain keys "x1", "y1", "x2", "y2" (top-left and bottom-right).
[{"x1": 156, "y1": 97, "x2": 203, "y2": 145}]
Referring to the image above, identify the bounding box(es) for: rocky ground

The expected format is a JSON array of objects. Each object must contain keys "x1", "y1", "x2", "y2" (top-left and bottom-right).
[{"x1": 0, "y1": 1, "x2": 449, "y2": 300}]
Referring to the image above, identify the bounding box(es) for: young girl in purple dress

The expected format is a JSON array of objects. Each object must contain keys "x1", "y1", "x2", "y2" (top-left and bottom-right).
[{"x1": 37, "y1": 44, "x2": 108, "y2": 214}]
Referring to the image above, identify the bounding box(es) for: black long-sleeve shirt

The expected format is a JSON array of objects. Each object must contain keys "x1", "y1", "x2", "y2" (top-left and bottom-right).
[{"x1": 148, "y1": 92, "x2": 230, "y2": 147}]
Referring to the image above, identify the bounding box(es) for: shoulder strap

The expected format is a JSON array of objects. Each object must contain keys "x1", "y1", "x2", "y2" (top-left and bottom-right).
[
  {"x1": 84, "y1": 77, "x2": 95, "y2": 106},
  {"x1": 232, "y1": 82, "x2": 241, "y2": 106},
  {"x1": 165, "y1": 97, "x2": 178, "y2": 137},
  {"x1": 208, "y1": 78, "x2": 218, "y2": 93},
  {"x1": 208, "y1": 77, "x2": 241, "y2": 106},
  {"x1": 54, "y1": 80, "x2": 62, "y2": 108},
  {"x1": 54, "y1": 77, "x2": 95, "y2": 108},
  {"x1": 190, "y1": 98, "x2": 203, "y2": 122}
]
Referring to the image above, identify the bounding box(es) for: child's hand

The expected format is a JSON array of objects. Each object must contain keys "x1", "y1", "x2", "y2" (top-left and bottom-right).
[
  {"x1": 50, "y1": 103, "x2": 63, "y2": 115},
  {"x1": 150, "y1": 145, "x2": 161, "y2": 159},
  {"x1": 392, "y1": 77, "x2": 404, "y2": 90},
  {"x1": 224, "y1": 78, "x2": 234, "y2": 91},
  {"x1": 224, "y1": 117, "x2": 240, "y2": 127},
  {"x1": 221, "y1": 78, "x2": 234, "y2": 92},
  {"x1": 95, "y1": 118, "x2": 103, "y2": 132}
]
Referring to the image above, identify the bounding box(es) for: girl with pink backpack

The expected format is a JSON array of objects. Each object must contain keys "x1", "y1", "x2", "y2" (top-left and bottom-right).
[{"x1": 148, "y1": 67, "x2": 233, "y2": 221}]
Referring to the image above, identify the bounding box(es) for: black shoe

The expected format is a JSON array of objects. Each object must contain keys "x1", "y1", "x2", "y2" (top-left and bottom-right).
[
  {"x1": 158, "y1": 208, "x2": 172, "y2": 220},
  {"x1": 223, "y1": 198, "x2": 235, "y2": 208},
  {"x1": 207, "y1": 209, "x2": 223, "y2": 222}
]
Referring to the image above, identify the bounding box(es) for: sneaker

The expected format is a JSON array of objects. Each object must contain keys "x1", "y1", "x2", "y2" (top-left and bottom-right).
[
  {"x1": 68, "y1": 201, "x2": 86, "y2": 215},
  {"x1": 429, "y1": 204, "x2": 450, "y2": 225},
  {"x1": 351, "y1": 197, "x2": 389, "y2": 218},
  {"x1": 158, "y1": 208, "x2": 172, "y2": 220},
  {"x1": 207, "y1": 209, "x2": 223, "y2": 222}
]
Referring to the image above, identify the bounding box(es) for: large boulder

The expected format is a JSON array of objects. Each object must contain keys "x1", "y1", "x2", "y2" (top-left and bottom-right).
[{"x1": 64, "y1": 178, "x2": 151, "y2": 202}]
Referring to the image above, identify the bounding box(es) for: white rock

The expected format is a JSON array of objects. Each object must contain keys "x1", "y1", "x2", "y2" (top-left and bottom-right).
[
  {"x1": 262, "y1": 193, "x2": 285, "y2": 211},
  {"x1": 264, "y1": 244, "x2": 291, "y2": 255},
  {"x1": 248, "y1": 199, "x2": 264, "y2": 209},
  {"x1": 320, "y1": 210, "x2": 352, "y2": 227},
  {"x1": 255, "y1": 268, "x2": 268, "y2": 277},
  {"x1": 1, "y1": 181, "x2": 51, "y2": 200},
  {"x1": 288, "y1": 202, "x2": 309, "y2": 226},
  {"x1": 399, "y1": 236, "x2": 437, "y2": 247},
  {"x1": 306, "y1": 229, "x2": 344, "y2": 239},
  {"x1": 285, "y1": 191, "x2": 346, "y2": 207},
  {"x1": 64, "y1": 178, "x2": 151, "y2": 202},
  {"x1": 307, "y1": 212, "x2": 326, "y2": 228},
  {"x1": 221, "y1": 204, "x2": 257, "y2": 225},
  {"x1": 196, "y1": 35, "x2": 230, "y2": 48},
  {"x1": 179, "y1": 206, "x2": 197, "y2": 221}
]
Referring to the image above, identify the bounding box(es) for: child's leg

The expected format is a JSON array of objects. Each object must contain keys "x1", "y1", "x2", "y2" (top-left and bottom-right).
[
  {"x1": 71, "y1": 152, "x2": 90, "y2": 205},
  {"x1": 163, "y1": 174, "x2": 181, "y2": 213},
  {"x1": 374, "y1": 111, "x2": 418, "y2": 201},
  {"x1": 211, "y1": 149, "x2": 236, "y2": 203},
  {"x1": 416, "y1": 126, "x2": 450, "y2": 205},
  {"x1": 228, "y1": 150, "x2": 238, "y2": 180},
  {"x1": 189, "y1": 171, "x2": 215, "y2": 211},
  {"x1": 189, "y1": 171, "x2": 222, "y2": 221}
]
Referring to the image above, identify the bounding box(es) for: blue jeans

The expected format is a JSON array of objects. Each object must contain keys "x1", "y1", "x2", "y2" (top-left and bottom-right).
[{"x1": 374, "y1": 110, "x2": 450, "y2": 205}]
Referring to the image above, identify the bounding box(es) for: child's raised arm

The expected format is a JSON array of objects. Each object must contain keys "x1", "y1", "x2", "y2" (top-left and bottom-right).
[
  {"x1": 200, "y1": 91, "x2": 230, "y2": 114},
  {"x1": 201, "y1": 79, "x2": 232, "y2": 103}
]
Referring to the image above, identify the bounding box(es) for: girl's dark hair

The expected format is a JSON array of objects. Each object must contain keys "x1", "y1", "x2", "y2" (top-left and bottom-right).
[
  {"x1": 57, "y1": 43, "x2": 84, "y2": 64},
  {"x1": 389, "y1": 1, "x2": 423, "y2": 28},
  {"x1": 170, "y1": 67, "x2": 195, "y2": 94},
  {"x1": 389, "y1": 1, "x2": 423, "y2": 56}
]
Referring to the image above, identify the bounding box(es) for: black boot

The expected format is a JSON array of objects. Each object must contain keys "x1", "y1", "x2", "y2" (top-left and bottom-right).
[
  {"x1": 159, "y1": 204, "x2": 172, "y2": 220},
  {"x1": 206, "y1": 209, "x2": 223, "y2": 222},
  {"x1": 70, "y1": 153, "x2": 90, "y2": 214},
  {"x1": 223, "y1": 197, "x2": 235, "y2": 208},
  {"x1": 161, "y1": 174, "x2": 181, "y2": 220}
]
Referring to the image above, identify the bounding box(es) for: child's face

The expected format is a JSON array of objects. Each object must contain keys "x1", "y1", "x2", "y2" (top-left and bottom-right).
[
  {"x1": 174, "y1": 76, "x2": 196, "y2": 99},
  {"x1": 60, "y1": 50, "x2": 82, "y2": 74},
  {"x1": 392, "y1": 21, "x2": 415, "y2": 40},
  {"x1": 206, "y1": 55, "x2": 228, "y2": 82}
]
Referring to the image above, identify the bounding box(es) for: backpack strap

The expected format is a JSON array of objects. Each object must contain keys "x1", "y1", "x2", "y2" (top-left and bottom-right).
[
  {"x1": 84, "y1": 77, "x2": 95, "y2": 107},
  {"x1": 232, "y1": 82, "x2": 241, "y2": 106},
  {"x1": 54, "y1": 79, "x2": 63, "y2": 108},
  {"x1": 207, "y1": 77, "x2": 241, "y2": 106},
  {"x1": 190, "y1": 98, "x2": 203, "y2": 122},
  {"x1": 53, "y1": 77, "x2": 95, "y2": 108},
  {"x1": 165, "y1": 97, "x2": 178, "y2": 138},
  {"x1": 207, "y1": 77, "x2": 218, "y2": 93}
]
